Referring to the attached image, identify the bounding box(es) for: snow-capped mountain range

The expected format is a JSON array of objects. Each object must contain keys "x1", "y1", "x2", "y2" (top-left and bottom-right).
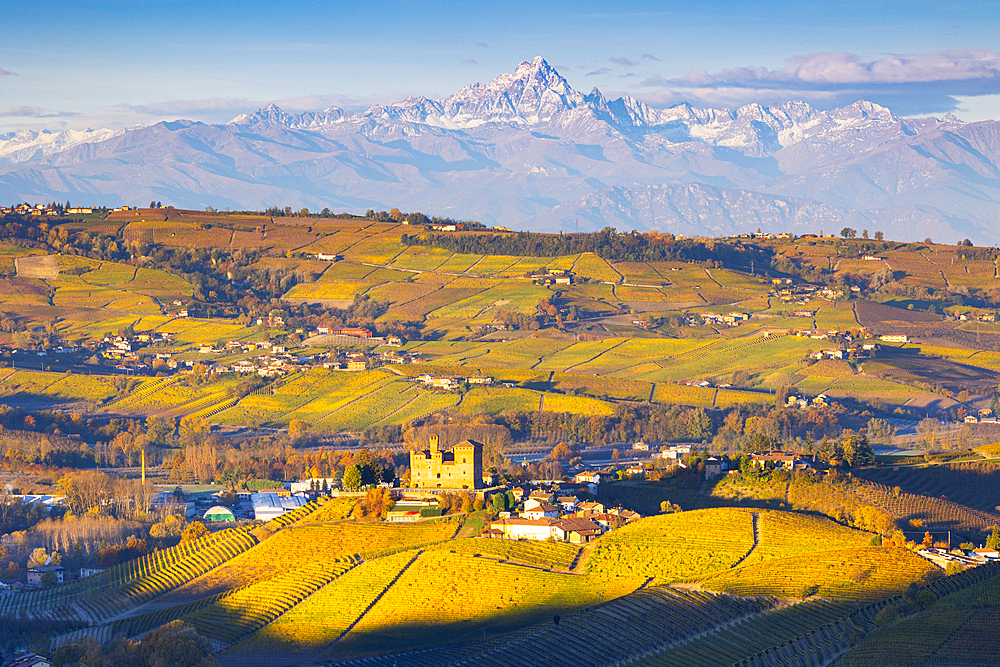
[{"x1": 2, "y1": 56, "x2": 998, "y2": 243}]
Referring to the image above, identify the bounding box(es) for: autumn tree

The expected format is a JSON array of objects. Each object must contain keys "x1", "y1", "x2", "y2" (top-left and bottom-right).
[
  {"x1": 180, "y1": 522, "x2": 208, "y2": 544},
  {"x1": 288, "y1": 419, "x2": 309, "y2": 444},
  {"x1": 549, "y1": 442, "x2": 574, "y2": 461},
  {"x1": 986, "y1": 525, "x2": 1000, "y2": 551},
  {"x1": 343, "y1": 465, "x2": 362, "y2": 491},
  {"x1": 180, "y1": 417, "x2": 211, "y2": 447},
  {"x1": 841, "y1": 432, "x2": 875, "y2": 468}
]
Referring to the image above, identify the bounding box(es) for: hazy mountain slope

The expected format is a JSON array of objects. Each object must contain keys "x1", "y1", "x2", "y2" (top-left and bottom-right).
[{"x1": 2, "y1": 57, "x2": 999, "y2": 242}]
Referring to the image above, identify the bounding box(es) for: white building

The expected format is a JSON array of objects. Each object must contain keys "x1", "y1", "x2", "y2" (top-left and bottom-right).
[
  {"x1": 487, "y1": 518, "x2": 557, "y2": 540},
  {"x1": 523, "y1": 499, "x2": 560, "y2": 520},
  {"x1": 251, "y1": 492, "x2": 309, "y2": 521},
  {"x1": 288, "y1": 478, "x2": 338, "y2": 493}
]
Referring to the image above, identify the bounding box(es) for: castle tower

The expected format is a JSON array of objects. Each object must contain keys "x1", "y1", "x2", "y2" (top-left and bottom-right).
[{"x1": 409, "y1": 436, "x2": 484, "y2": 489}]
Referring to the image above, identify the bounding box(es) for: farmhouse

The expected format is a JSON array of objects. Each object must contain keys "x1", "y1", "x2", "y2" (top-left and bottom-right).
[
  {"x1": 573, "y1": 471, "x2": 604, "y2": 485},
  {"x1": 703, "y1": 457, "x2": 729, "y2": 479},
  {"x1": 750, "y1": 452, "x2": 812, "y2": 471},
  {"x1": 7, "y1": 653, "x2": 51, "y2": 667},
  {"x1": 409, "y1": 435, "x2": 484, "y2": 489},
  {"x1": 557, "y1": 496, "x2": 579, "y2": 511},
  {"x1": 27, "y1": 566, "x2": 64, "y2": 587},
  {"x1": 487, "y1": 518, "x2": 557, "y2": 540},
  {"x1": 552, "y1": 516, "x2": 603, "y2": 543},
  {"x1": 421, "y1": 374, "x2": 462, "y2": 389},
  {"x1": 523, "y1": 501, "x2": 560, "y2": 520}
]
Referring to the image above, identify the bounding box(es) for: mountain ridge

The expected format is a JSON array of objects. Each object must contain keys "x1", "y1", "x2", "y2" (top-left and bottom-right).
[{"x1": 1, "y1": 56, "x2": 998, "y2": 243}]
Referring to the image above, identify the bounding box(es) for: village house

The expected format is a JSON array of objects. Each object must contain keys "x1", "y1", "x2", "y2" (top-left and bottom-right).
[
  {"x1": 27, "y1": 565, "x2": 64, "y2": 587},
  {"x1": 750, "y1": 452, "x2": 812, "y2": 471},
  {"x1": 523, "y1": 501, "x2": 560, "y2": 520},
  {"x1": 552, "y1": 516, "x2": 603, "y2": 543},
  {"x1": 421, "y1": 374, "x2": 461, "y2": 389},
  {"x1": 527, "y1": 490, "x2": 557, "y2": 504},
  {"x1": 625, "y1": 464, "x2": 646, "y2": 479},
  {"x1": 487, "y1": 517, "x2": 558, "y2": 540},
  {"x1": 557, "y1": 496, "x2": 579, "y2": 511},
  {"x1": 703, "y1": 457, "x2": 729, "y2": 479},
  {"x1": 575, "y1": 501, "x2": 605, "y2": 514},
  {"x1": 7, "y1": 652, "x2": 51, "y2": 667},
  {"x1": 573, "y1": 471, "x2": 604, "y2": 485},
  {"x1": 607, "y1": 508, "x2": 643, "y2": 522}
]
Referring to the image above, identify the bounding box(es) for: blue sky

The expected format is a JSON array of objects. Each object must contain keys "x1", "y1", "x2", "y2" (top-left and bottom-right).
[{"x1": 2, "y1": 0, "x2": 999, "y2": 133}]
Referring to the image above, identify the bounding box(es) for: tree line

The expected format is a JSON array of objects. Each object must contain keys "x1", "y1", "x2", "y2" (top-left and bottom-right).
[{"x1": 402, "y1": 227, "x2": 773, "y2": 272}]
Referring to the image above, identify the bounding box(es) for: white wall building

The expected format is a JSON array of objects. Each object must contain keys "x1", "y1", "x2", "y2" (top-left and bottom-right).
[{"x1": 251, "y1": 492, "x2": 309, "y2": 521}]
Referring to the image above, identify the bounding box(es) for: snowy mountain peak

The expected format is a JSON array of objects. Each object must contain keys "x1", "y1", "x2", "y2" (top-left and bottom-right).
[
  {"x1": 229, "y1": 104, "x2": 352, "y2": 129},
  {"x1": 229, "y1": 103, "x2": 291, "y2": 125},
  {"x1": 0, "y1": 126, "x2": 136, "y2": 166}
]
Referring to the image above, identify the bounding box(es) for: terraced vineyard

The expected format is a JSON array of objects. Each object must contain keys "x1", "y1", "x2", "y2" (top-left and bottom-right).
[
  {"x1": 221, "y1": 550, "x2": 418, "y2": 663},
  {"x1": 0, "y1": 527, "x2": 257, "y2": 622},
  {"x1": 742, "y1": 510, "x2": 873, "y2": 565},
  {"x1": 162, "y1": 518, "x2": 460, "y2": 602},
  {"x1": 857, "y1": 461, "x2": 1000, "y2": 515},
  {"x1": 430, "y1": 537, "x2": 580, "y2": 570},
  {"x1": 328, "y1": 551, "x2": 642, "y2": 659},
  {"x1": 585, "y1": 508, "x2": 756, "y2": 581},
  {"x1": 629, "y1": 599, "x2": 860, "y2": 667},
  {"x1": 835, "y1": 562, "x2": 1000, "y2": 666},
  {"x1": 333, "y1": 587, "x2": 779, "y2": 667},
  {"x1": 183, "y1": 559, "x2": 355, "y2": 645},
  {"x1": 702, "y1": 546, "x2": 940, "y2": 602},
  {"x1": 853, "y1": 480, "x2": 1000, "y2": 538}
]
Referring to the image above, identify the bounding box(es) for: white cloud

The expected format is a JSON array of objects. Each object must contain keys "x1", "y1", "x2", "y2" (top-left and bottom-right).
[
  {"x1": 0, "y1": 106, "x2": 77, "y2": 118},
  {"x1": 644, "y1": 50, "x2": 1000, "y2": 115}
]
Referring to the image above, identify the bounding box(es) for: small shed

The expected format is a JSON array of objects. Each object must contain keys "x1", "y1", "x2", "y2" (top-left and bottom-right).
[{"x1": 204, "y1": 506, "x2": 236, "y2": 522}]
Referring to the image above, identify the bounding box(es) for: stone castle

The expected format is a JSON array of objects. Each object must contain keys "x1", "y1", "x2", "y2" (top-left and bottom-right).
[{"x1": 410, "y1": 435, "x2": 484, "y2": 489}]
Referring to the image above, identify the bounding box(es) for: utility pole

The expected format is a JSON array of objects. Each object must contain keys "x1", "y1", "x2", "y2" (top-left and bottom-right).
[{"x1": 142, "y1": 448, "x2": 148, "y2": 514}]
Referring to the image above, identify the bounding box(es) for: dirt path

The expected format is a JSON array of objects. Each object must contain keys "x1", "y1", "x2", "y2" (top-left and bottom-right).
[{"x1": 570, "y1": 543, "x2": 595, "y2": 574}]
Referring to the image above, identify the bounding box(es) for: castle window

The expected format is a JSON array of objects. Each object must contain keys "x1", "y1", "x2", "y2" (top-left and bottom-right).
[
  {"x1": 436, "y1": 473, "x2": 441, "y2": 479},
  {"x1": 462, "y1": 458, "x2": 466, "y2": 463}
]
